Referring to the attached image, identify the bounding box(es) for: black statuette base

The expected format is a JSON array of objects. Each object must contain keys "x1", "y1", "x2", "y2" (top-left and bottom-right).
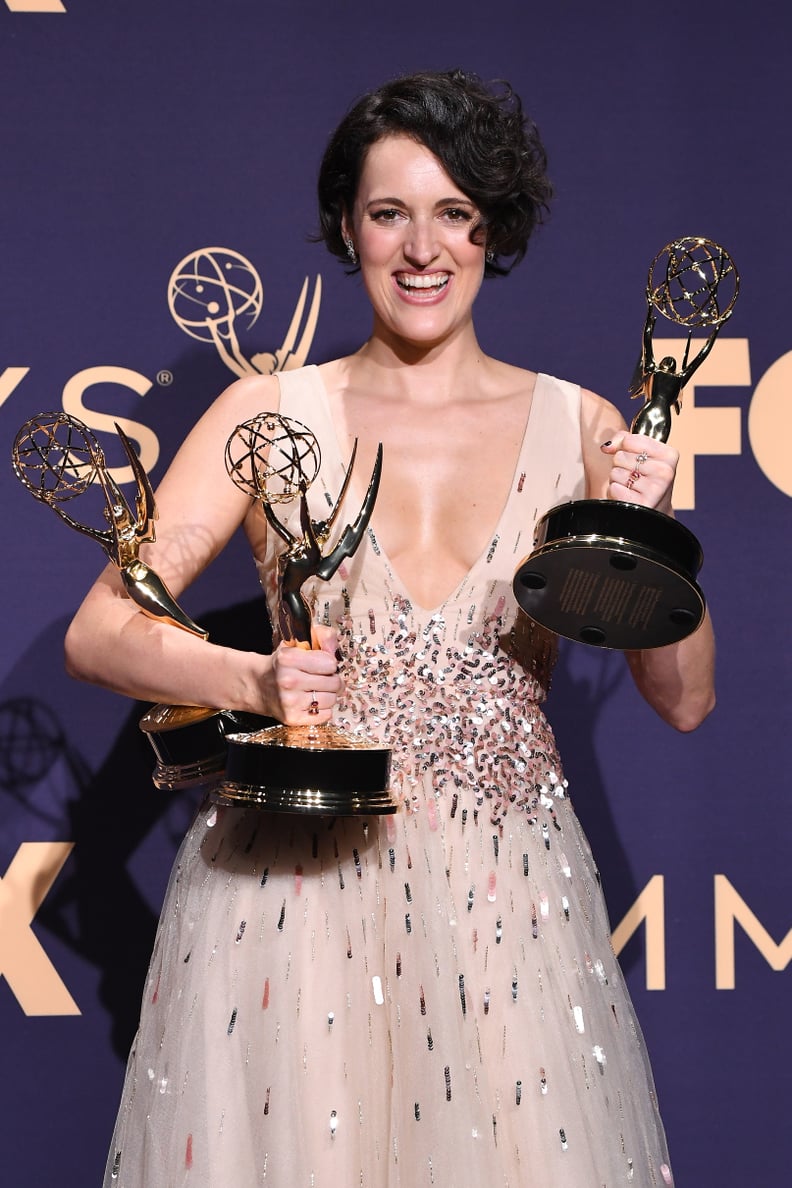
[
  {"x1": 216, "y1": 724, "x2": 396, "y2": 815},
  {"x1": 514, "y1": 500, "x2": 705, "y2": 650}
]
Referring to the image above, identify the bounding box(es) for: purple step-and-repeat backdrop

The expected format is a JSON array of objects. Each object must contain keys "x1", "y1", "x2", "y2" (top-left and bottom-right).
[{"x1": 1, "y1": 2, "x2": 789, "y2": 1184}]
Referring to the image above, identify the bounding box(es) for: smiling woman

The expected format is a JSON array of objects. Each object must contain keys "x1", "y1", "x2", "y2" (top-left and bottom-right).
[
  {"x1": 344, "y1": 136, "x2": 489, "y2": 353},
  {"x1": 317, "y1": 68, "x2": 553, "y2": 275},
  {"x1": 63, "y1": 68, "x2": 715, "y2": 1188}
]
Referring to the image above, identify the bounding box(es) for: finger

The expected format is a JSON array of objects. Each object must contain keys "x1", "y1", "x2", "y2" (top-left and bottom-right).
[
  {"x1": 277, "y1": 666, "x2": 343, "y2": 699},
  {"x1": 286, "y1": 687, "x2": 340, "y2": 726},
  {"x1": 611, "y1": 466, "x2": 642, "y2": 489},
  {"x1": 599, "y1": 431, "x2": 628, "y2": 455},
  {"x1": 609, "y1": 477, "x2": 647, "y2": 504},
  {"x1": 612, "y1": 447, "x2": 673, "y2": 480},
  {"x1": 312, "y1": 623, "x2": 340, "y2": 657},
  {"x1": 609, "y1": 466, "x2": 674, "y2": 510},
  {"x1": 612, "y1": 450, "x2": 641, "y2": 473},
  {"x1": 619, "y1": 434, "x2": 680, "y2": 469},
  {"x1": 277, "y1": 641, "x2": 339, "y2": 678},
  {"x1": 305, "y1": 689, "x2": 338, "y2": 715}
]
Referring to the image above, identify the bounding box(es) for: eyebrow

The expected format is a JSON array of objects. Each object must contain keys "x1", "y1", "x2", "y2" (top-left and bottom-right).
[{"x1": 364, "y1": 196, "x2": 476, "y2": 209}]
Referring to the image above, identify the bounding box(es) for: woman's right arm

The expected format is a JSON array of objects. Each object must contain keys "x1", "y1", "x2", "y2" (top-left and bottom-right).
[{"x1": 64, "y1": 374, "x2": 343, "y2": 724}]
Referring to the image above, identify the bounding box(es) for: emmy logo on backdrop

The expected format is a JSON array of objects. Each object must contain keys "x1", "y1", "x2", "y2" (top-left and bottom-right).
[
  {"x1": 167, "y1": 247, "x2": 321, "y2": 377},
  {"x1": 514, "y1": 236, "x2": 739, "y2": 650},
  {"x1": 217, "y1": 412, "x2": 395, "y2": 815},
  {"x1": 10, "y1": 412, "x2": 261, "y2": 789}
]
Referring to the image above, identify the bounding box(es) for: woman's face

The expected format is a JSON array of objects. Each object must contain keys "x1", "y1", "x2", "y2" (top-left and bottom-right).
[{"x1": 346, "y1": 135, "x2": 486, "y2": 351}]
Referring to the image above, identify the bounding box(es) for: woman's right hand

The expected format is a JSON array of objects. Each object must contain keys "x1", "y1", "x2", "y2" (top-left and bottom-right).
[{"x1": 265, "y1": 626, "x2": 344, "y2": 725}]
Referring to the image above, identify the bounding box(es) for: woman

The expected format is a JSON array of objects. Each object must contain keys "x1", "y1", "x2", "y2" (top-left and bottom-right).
[{"x1": 67, "y1": 70, "x2": 714, "y2": 1186}]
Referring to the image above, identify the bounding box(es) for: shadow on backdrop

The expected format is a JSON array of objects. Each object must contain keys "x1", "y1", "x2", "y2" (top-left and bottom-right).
[{"x1": 0, "y1": 595, "x2": 271, "y2": 1058}]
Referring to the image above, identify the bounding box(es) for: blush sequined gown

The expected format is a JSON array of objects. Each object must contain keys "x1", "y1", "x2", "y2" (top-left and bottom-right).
[{"x1": 105, "y1": 367, "x2": 673, "y2": 1187}]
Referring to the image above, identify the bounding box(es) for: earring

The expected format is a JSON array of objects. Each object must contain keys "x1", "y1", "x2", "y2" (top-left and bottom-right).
[
  {"x1": 485, "y1": 249, "x2": 495, "y2": 263},
  {"x1": 345, "y1": 238, "x2": 358, "y2": 265}
]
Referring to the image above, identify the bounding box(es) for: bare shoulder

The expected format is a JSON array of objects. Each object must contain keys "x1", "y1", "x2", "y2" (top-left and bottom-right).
[
  {"x1": 580, "y1": 386, "x2": 628, "y2": 441},
  {"x1": 204, "y1": 372, "x2": 282, "y2": 424},
  {"x1": 484, "y1": 357, "x2": 538, "y2": 399},
  {"x1": 578, "y1": 386, "x2": 629, "y2": 498},
  {"x1": 168, "y1": 373, "x2": 284, "y2": 464},
  {"x1": 579, "y1": 387, "x2": 626, "y2": 434}
]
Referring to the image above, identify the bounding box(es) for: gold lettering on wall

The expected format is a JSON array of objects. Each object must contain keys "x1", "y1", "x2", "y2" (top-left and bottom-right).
[
  {"x1": 610, "y1": 874, "x2": 666, "y2": 990},
  {"x1": 0, "y1": 367, "x2": 30, "y2": 409},
  {"x1": 0, "y1": 843, "x2": 79, "y2": 1016},
  {"x1": 62, "y1": 366, "x2": 159, "y2": 482},
  {"x1": 748, "y1": 349, "x2": 792, "y2": 497},
  {"x1": 714, "y1": 874, "x2": 792, "y2": 990},
  {"x1": 4, "y1": 0, "x2": 65, "y2": 10},
  {"x1": 661, "y1": 337, "x2": 749, "y2": 510}
]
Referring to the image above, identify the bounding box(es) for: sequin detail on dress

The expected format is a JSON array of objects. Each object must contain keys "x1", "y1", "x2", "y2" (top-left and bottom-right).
[{"x1": 336, "y1": 594, "x2": 564, "y2": 828}]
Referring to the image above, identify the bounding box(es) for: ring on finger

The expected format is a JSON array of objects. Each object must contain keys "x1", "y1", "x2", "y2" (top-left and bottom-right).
[
  {"x1": 636, "y1": 451, "x2": 649, "y2": 466},
  {"x1": 308, "y1": 693, "x2": 320, "y2": 716}
]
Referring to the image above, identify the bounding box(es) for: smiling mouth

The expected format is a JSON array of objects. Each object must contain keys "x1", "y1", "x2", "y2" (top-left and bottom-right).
[{"x1": 395, "y1": 272, "x2": 450, "y2": 293}]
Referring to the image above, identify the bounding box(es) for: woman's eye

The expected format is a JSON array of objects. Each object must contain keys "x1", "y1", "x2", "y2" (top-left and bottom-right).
[
  {"x1": 443, "y1": 207, "x2": 472, "y2": 222},
  {"x1": 370, "y1": 208, "x2": 401, "y2": 223}
]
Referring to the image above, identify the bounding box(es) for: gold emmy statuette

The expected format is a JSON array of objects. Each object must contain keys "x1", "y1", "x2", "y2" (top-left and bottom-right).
[
  {"x1": 218, "y1": 412, "x2": 395, "y2": 814},
  {"x1": 514, "y1": 236, "x2": 739, "y2": 650},
  {"x1": 10, "y1": 411, "x2": 254, "y2": 789}
]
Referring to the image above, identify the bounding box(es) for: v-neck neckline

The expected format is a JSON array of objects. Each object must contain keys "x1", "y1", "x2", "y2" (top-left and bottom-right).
[{"x1": 302, "y1": 365, "x2": 542, "y2": 618}]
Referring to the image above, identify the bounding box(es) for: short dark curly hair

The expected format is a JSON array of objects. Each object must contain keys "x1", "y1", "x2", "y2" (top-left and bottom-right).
[{"x1": 316, "y1": 69, "x2": 553, "y2": 278}]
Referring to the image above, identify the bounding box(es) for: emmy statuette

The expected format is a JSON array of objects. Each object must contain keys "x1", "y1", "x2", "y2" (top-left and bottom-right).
[
  {"x1": 514, "y1": 236, "x2": 739, "y2": 650},
  {"x1": 10, "y1": 412, "x2": 260, "y2": 790},
  {"x1": 218, "y1": 412, "x2": 395, "y2": 815}
]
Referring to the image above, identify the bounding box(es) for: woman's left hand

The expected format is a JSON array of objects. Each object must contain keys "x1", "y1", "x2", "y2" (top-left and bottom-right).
[{"x1": 600, "y1": 431, "x2": 678, "y2": 515}]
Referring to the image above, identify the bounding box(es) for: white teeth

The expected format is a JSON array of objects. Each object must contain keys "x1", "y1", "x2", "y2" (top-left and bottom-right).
[{"x1": 397, "y1": 273, "x2": 449, "y2": 290}]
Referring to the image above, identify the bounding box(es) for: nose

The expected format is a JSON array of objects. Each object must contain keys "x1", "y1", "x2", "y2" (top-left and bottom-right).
[{"x1": 403, "y1": 217, "x2": 439, "y2": 266}]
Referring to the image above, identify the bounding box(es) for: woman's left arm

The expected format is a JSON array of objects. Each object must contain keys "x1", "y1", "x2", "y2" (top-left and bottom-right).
[{"x1": 581, "y1": 388, "x2": 716, "y2": 732}]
